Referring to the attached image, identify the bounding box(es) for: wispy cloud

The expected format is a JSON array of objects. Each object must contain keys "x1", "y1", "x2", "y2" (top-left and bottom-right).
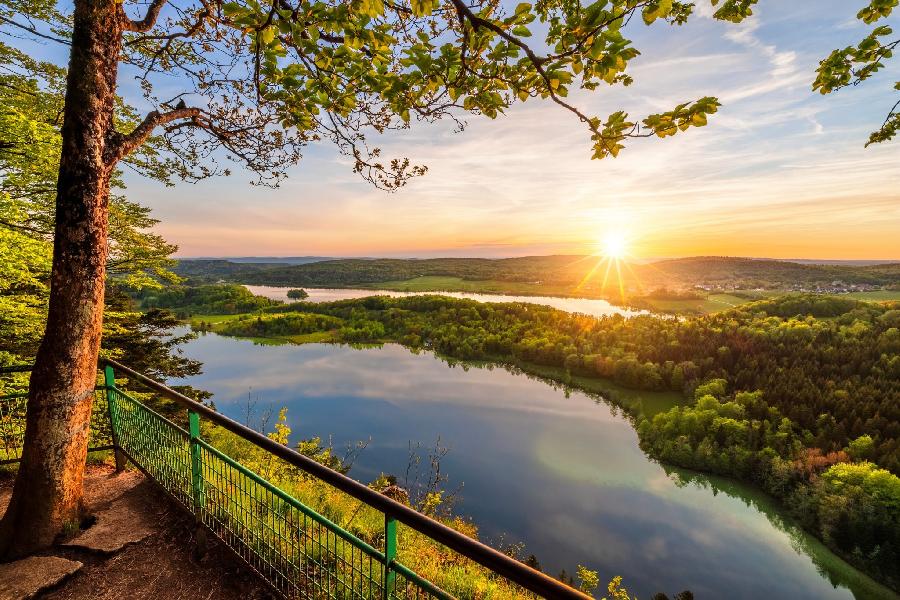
[{"x1": 129, "y1": 1, "x2": 900, "y2": 260}]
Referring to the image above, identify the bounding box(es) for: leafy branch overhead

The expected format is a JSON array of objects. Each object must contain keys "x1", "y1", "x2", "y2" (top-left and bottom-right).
[
  {"x1": 815, "y1": 0, "x2": 900, "y2": 146},
  {"x1": 5, "y1": 0, "x2": 893, "y2": 193},
  {"x1": 208, "y1": 0, "x2": 748, "y2": 166},
  {"x1": 1, "y1": 0, "x2": 757, "y2": 190}
]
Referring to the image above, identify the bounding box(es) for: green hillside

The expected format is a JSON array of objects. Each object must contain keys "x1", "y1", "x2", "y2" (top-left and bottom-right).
[{"x1": 174, "y1": 256, "x2": 900, "y2": 296}]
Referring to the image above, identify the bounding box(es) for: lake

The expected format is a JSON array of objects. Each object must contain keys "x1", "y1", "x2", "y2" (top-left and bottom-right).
[
  {"x1": 173, "y1": 332, "x2": 897, "y2": 600},
  {"x1": 244, "y1": 285, "x2": 646, "y2": 318}
]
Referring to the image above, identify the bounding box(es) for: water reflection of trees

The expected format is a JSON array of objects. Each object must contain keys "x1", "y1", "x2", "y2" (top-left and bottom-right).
[
  {"x1": 199, "y1": 336, "x2": 895, "y2": 599},
  {"x1": 424, "y1": 349, "x2": 896, "y2": 600},
  {"x1": 664, "y1": 467, "x2": 895, "y2": 600}
]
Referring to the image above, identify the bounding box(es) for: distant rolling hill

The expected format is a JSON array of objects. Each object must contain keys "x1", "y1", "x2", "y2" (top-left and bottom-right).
[
  {"x1": 778, "y1": 259, "x2": 900, "y2": 266},
  {"x1": 173, "y1": 255, "x2": 900, "y2": 293},
  {"x1": 184, "y1": 256, "x2": 336, "y2": 265},
  {"x1": 633, "y1": 257, "x2": 900, "y2": 288}
]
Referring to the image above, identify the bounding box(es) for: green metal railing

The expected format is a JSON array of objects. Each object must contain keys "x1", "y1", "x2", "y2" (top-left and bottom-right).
[
  {"x1": 0, "y1": 360, "x2": 589, "y2": 600},
  {"x1": 0, "y1": 365, "x2": 115, "y2": 465}
]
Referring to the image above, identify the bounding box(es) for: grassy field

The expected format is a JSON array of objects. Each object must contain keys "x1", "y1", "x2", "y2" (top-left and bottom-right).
[
  {"x1": 366, "y1": 275, "x2": 608, "y2": 298},
  {"x1": 187, "y1": 313, "x2": 254, "y2": 327},
  {"x1": 636, "y1": 293, "x2": 763, "y2": 314},
  {"x1": 187, "y1": 313, "x2": 340, "y2": 345},
  {"x1": 843, "y1": 290, "x2": 900, "y2": 302},
  {"x1": 283, "y1": 331, "x2": 340, "y2": 344}
]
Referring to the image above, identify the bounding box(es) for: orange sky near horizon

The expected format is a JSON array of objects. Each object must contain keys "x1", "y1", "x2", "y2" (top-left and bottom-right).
[
  {"x1": 133, "y1": 3, "x2": 899, "y2": 262},
  {"x1": 162, "y1": 186, "x2": 900, "y2": 260}
]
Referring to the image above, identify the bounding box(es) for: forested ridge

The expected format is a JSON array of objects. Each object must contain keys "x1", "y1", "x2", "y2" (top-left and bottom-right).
[
  {"x1": 202, "y1": 292, "x2": 900, "y2": 589},
  {"x1": 174, "y1": 256, "x2": 900, "y2": 291}
]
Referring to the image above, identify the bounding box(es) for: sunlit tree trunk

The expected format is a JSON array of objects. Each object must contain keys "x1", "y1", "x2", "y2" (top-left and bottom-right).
[{"x1": 0, "y1": 0, "x2": 121, "y2": 558}]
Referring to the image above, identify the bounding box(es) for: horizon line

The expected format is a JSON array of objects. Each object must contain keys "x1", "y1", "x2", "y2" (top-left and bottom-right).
[{"x1": 174, "y1": 254, "x2": 900, "y2": 264}]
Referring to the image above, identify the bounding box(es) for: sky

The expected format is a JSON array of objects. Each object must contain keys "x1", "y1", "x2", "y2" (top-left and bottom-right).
[{"x1": 56, "y1": 2, "x2": 900, "y2": 258}]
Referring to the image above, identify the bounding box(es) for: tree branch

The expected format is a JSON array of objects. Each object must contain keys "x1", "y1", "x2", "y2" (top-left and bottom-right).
[
  {"x1": 106, "y1": 106, "x2": 201, "y2": 165},
  {"x1": 0, "y1": 217, "x2": 45, "y2": 235},
  {"x1": 0, "y1": 15, "x2": 70, "y2": 45},
  {"x1": 122, "y1": 0, "x2": 169, "y2": 32},
  {"x1": 448, "y1": 0, "x2": 601, "y2": 135},
  {"x1": 125, "y1": 4, "x2": 210, "y2": 46}
]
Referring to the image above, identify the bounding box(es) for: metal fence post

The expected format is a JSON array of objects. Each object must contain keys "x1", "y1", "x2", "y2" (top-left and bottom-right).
[
  {"x1": 188, "y1": 409, "x2": 205, "y2": 516},
  {"x1": 103, "y1": 365, "x2": 126, "y2": 472},
  {"x1": 384, "y1": 514, "x2": 397, "y2": 600},
  {"x1": 188, "y1": 409, "x2": 208, "y2": 557}
]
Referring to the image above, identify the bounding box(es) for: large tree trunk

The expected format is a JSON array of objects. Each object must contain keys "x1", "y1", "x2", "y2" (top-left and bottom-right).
[{"x1": 0, "y1": 0, "x2": 122, "y2": 558}]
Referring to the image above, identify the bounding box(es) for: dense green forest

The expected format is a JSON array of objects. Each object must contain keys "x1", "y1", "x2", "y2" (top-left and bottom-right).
[
  {"x1": 138, "y1": 283, "x2": 282, "y2": 316},
  {"x1": 196, "y1": 292, "x2": 900, "y2": 589},
  {"x1": 174, "y1": 256, "x2": 900, "y2": 294}
]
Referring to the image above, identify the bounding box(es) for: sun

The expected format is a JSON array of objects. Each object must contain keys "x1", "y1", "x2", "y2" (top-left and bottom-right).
[
  {"x1": 601, "y1": 232, "x2": 628, "y2": 259},
  {"x1": 578, "y1": 230, "x2": 636, "y2": 300}
]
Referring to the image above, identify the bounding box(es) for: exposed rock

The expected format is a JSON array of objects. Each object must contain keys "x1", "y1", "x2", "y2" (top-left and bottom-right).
[
  {"x1": 81, "y1": 469, "x2": 144, "y2": 509},
  {"x1": 61, "y1": 493, "x2": 154, "y2": 553},
  {"x1": 0, "y1": 555, "x2": 82, "y2": 599}
]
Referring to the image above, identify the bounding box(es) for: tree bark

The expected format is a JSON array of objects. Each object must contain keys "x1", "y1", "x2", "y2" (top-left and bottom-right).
[{"x1": 0, "y1": 0, "x2": 122, "y2": 558}]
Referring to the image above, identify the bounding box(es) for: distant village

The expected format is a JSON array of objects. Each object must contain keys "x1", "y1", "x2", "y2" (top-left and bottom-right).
[{"x1": 694, "y1": 281, "x2": 885, "y2": 294}]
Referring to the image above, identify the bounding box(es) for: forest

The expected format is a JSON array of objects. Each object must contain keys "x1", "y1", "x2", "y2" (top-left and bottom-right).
[
  {"x1": 138, "y1": 283, "x2": 281, "y2": 316},
  {"x1": 174, "y1": 256, "x2": 900, "y2": 293},
  {"x1": 199, "y1": 292, "x2": 900, "y2": 589},
  {"x1": 225, "y1": 294, "x2": 899, "y2": 470}
]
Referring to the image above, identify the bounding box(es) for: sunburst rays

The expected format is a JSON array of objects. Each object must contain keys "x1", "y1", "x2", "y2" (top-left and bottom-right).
[{"x1": 572, "y1": 232, "x2": 641, "y2": 302}]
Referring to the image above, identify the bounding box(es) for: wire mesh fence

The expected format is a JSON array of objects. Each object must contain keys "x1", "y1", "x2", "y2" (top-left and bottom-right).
[
  {"x1": 194, "y1": 437, "x2": 386, "y2": 599},
  {"x1": 108, "y1": 386, "x2": 193, "y2": 508},
  {"x1": 0, "y1": 366, "x2": 113, "y2": 464},
  {"x1": 0, "y1": 391, "x2": 28, "y2": 464},
  {"x1": 109, "y1": 384, "x2": 453, "y2": 600}
]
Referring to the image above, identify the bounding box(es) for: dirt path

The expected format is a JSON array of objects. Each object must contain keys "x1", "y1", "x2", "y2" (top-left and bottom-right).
[{"x1": 1, "y1": 463, "x2": 274, "y2": 600}]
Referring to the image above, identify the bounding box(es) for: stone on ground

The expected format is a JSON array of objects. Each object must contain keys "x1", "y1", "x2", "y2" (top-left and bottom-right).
[
  {"x1": 0, "y1": 555, "x2": 82, "y2": 600},
  {"x1": 1, "y1": 465, "x2": 269, "y2": 599},
  {"x1": 61, "y1": 493, "x2": 154, "y2": 553},
  {"x1": 81, "y1": 468, "x2": 144, "y2": 509}
]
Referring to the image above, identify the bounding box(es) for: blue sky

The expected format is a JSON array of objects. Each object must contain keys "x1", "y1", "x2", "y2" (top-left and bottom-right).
[{"x1": 12, "y1": 1, "x2": 900, "y2": 258}]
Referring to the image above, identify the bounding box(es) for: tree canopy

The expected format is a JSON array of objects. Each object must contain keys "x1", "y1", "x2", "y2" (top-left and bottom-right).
[
  {"x1": 0, "y1": 38, "x2": 196, "y2": 375},
  {"x1": 0, "y1": 41, "x2": 179, "y2": 289},
  {"x1": 815, "y1": 0, "x2": 899, "y2": 146},
  {"x1": 2, "y1": 0, "x2": 768, "y2": 193}
]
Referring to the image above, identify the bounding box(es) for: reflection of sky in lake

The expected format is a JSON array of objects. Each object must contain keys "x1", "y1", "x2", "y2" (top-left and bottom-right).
[
  {"x1": 173, "y1": 334, "x2": 897, "y2": 600},
  {"x1": 243, "y1": 285, "x2": 645, "y2": 318}
]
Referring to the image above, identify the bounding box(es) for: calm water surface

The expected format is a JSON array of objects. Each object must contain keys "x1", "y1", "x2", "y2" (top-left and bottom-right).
[
  {"x1": 174, "y1": 332, "x2": 896, "y2": 600},
  {"x1": 244, "y1": 285, "x2": 645, "y2": 318}
]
